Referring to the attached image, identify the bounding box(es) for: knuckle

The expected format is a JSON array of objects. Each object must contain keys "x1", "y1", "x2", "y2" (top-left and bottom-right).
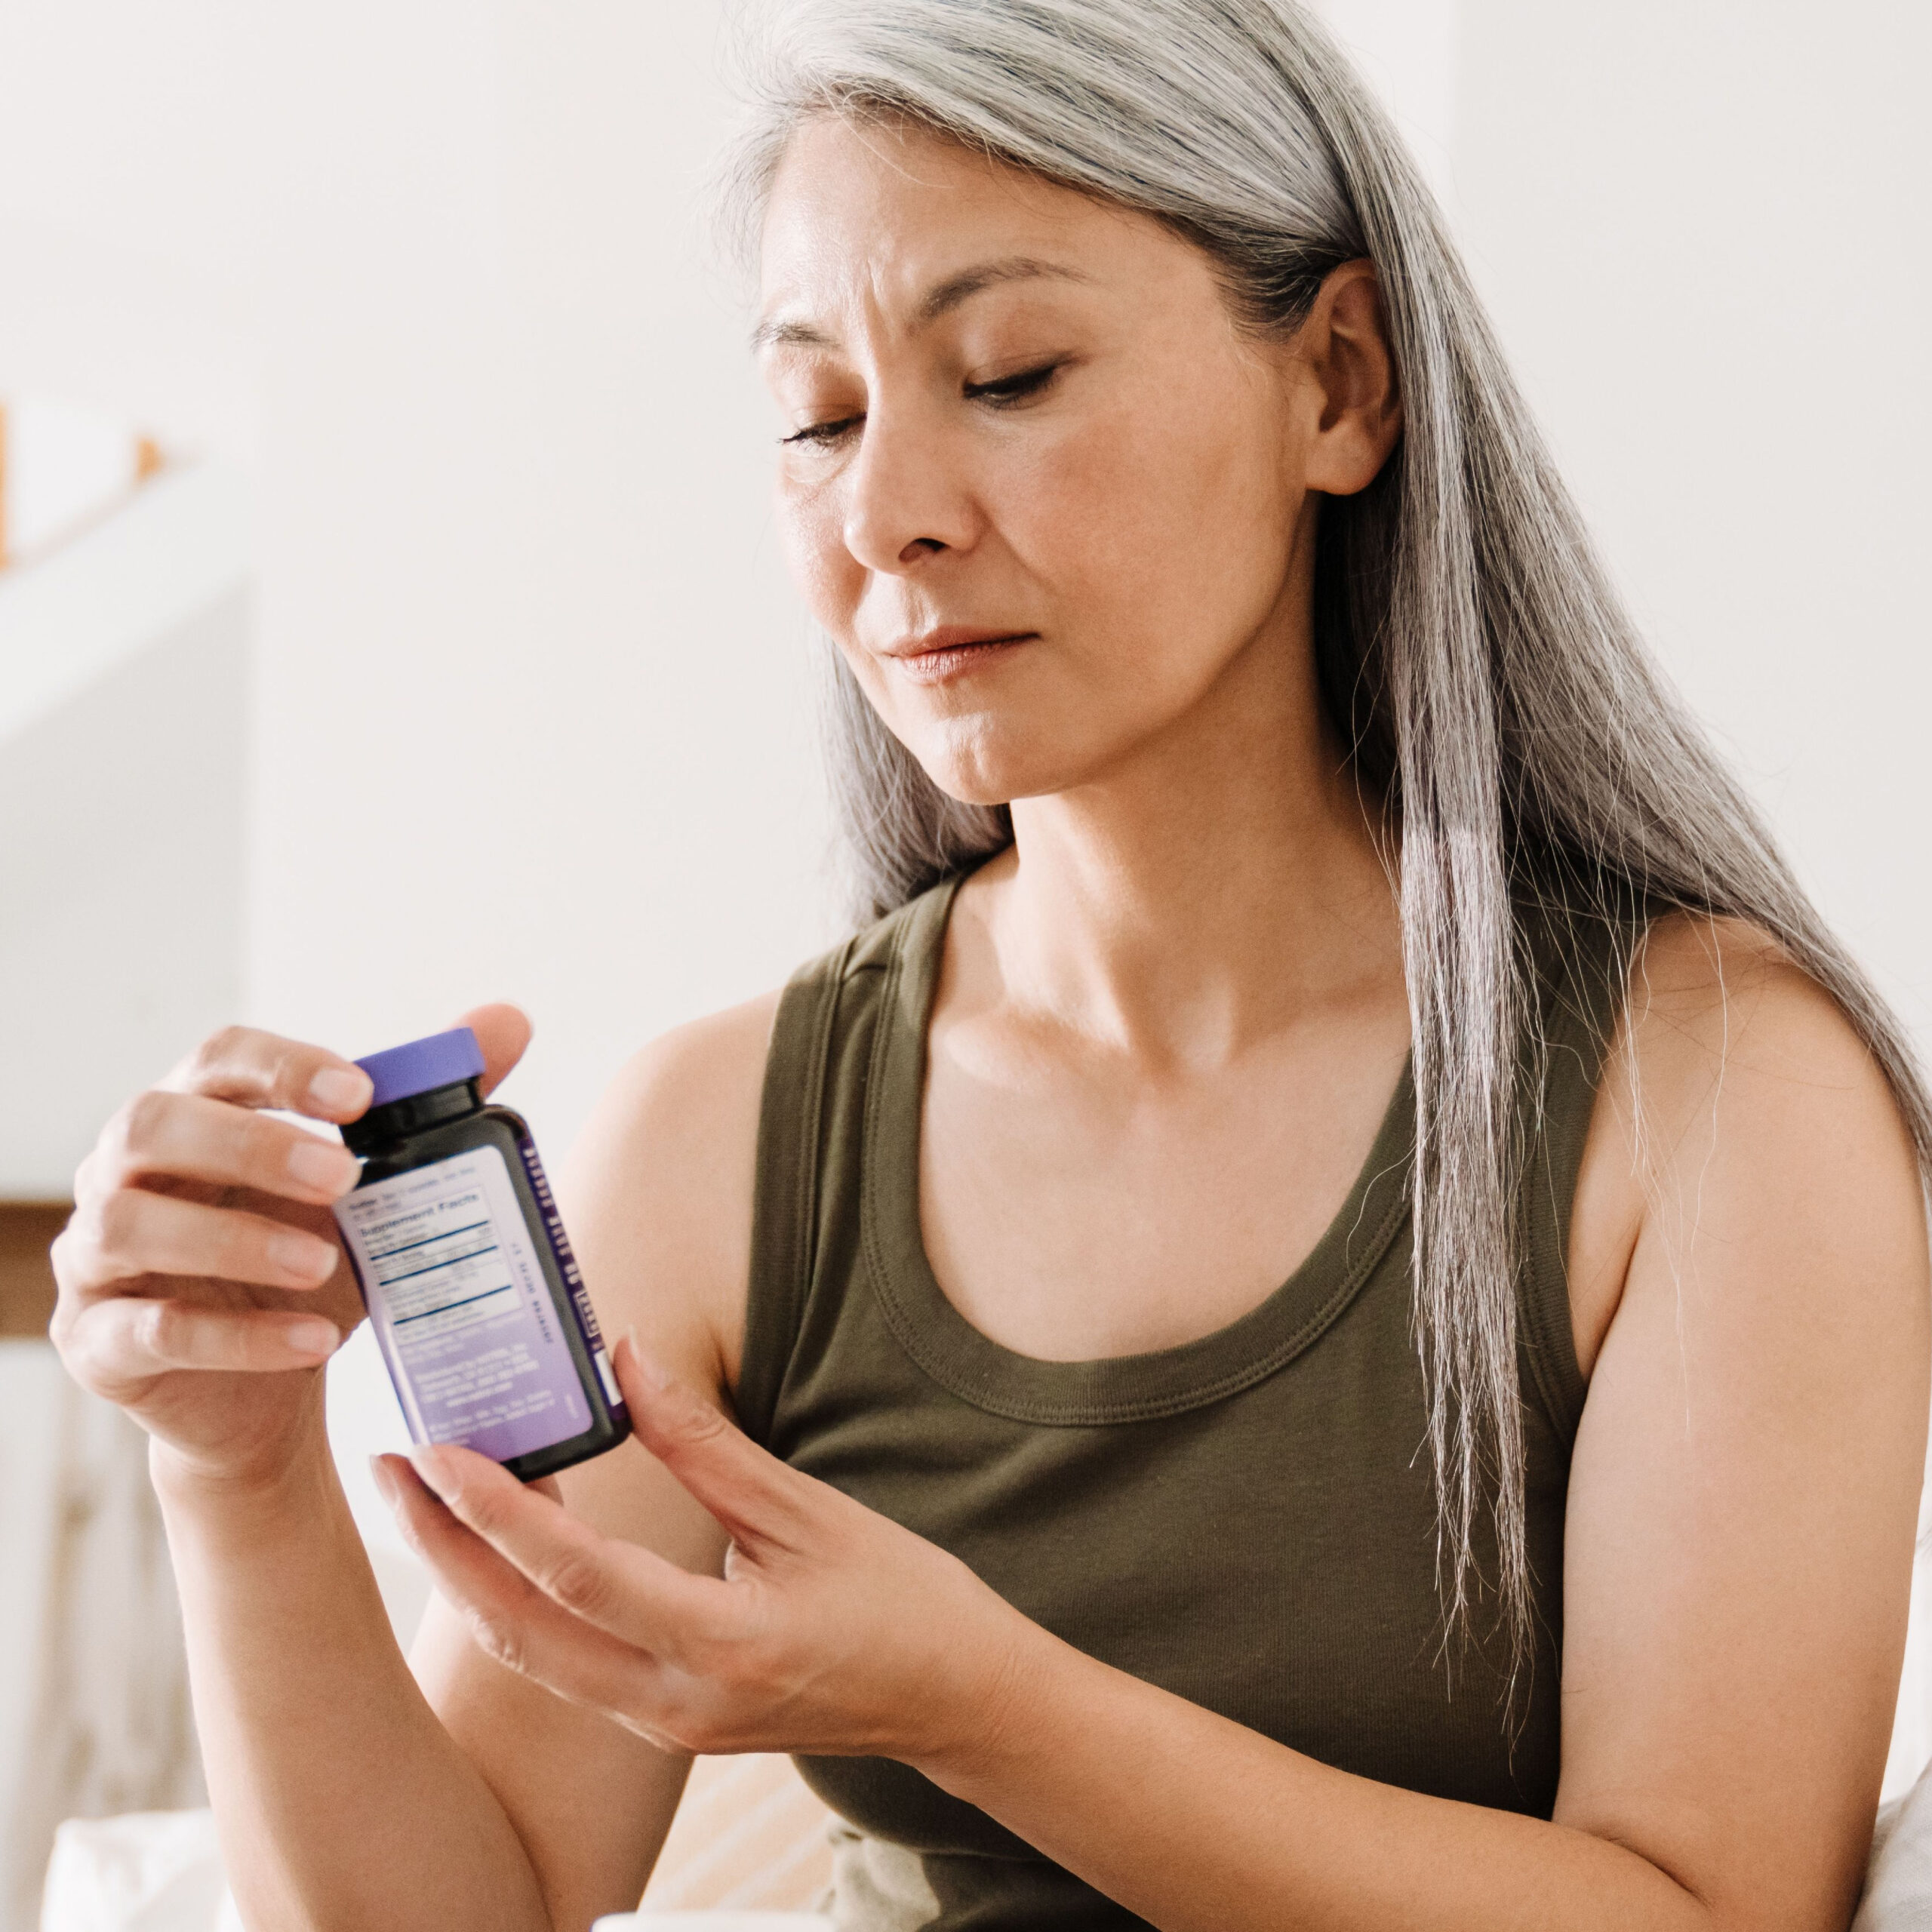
[
  {"x1": 119, "y1": 1089, "x2": 177, "y2": 1163},
  {"x1": 540, "y1": 1547, "x2": 617, "y2": 1620},
  {"x1": 72, "y1": 1146, "x2": 106, "y2": 1204},
  {"x1": 94, "y1": 1103, "x2": 140, "y2": 1180},
  {"x1": 263, "y1": 1038, "x2": 314, "y2": 1100},
  {"x1": 46, "y1": 1286, "x2": 79, "y2": 1355},
  {"x1": 90, "y1": 1190, "x2": 144, "y2": 1267},
  {"x1": 200, "y1": 1023, "x2": 253, "y2": 1068},
  {"x1": 46, "y1": 1308, "x2": 98, "y2": 1382},
  {"x1": 467, "y1": 1611, "x2": 529, "y2": 1678},
  {"x1": 135, "y1": 1298, "x2": 184, "y2": 1363},
  {"x1": 182, "y1": 1026, "x2": 251, "y2": 1088},
  {"x1": 46, "y1": 1218, "x2": 84, "y2": 1291},
  {"x1": 663, "y1": 1393, "x2": 731, "y2": 1451}
]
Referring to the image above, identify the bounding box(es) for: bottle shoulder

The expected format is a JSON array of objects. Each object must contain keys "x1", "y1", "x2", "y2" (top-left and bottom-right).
[{"x1": 352, "y1": 1106, "x2": 528, "y2": 1182}]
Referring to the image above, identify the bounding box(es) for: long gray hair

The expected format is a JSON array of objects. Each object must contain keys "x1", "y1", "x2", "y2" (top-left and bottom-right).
[{"x1": 720, "y1": 0, "x2": 1932, "y2": 1680}]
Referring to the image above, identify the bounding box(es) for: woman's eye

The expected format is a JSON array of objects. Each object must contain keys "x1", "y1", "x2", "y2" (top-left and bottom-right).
[
  {"x1": 778, "y1": 363, "x2": 1061, "y2": 447},
  {"x1": 782, "y1": 414, "x2": 863, "y2": 448},
  {"x1": 964, "y1": 361, "x2": 1061, "y2": 407}
]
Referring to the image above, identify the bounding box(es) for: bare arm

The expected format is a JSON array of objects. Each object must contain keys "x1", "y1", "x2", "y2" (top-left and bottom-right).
[
  {"x1": 156, "y1": 1416, "x2": 559, "y2": 1932},
  {"x1": 56, "y1": 996, "x2": 777, "y2": 1932},
  {"x1": 405, "y1": 995, "x2": 776, "y2": 1929},
  {"x1": 375, "y1": 918, "x2": 1929, "y2": 1931},
  {"x1": 921, "y1": 918, "x2": 1931, "y2": 1927}
]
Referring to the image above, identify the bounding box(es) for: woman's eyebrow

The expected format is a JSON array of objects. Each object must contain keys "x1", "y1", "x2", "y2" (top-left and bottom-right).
[
  {"x1": 915, "y1": 254, "x2": 1091, "y2": 324},
  {"x1": 751, "y1": 256, "x2": 1091, "y2": 353}
]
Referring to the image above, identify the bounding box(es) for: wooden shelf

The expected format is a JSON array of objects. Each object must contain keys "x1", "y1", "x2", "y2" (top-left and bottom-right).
[{"x1": 0, "y1": 1202, "x2": 68, "y2": 1337}]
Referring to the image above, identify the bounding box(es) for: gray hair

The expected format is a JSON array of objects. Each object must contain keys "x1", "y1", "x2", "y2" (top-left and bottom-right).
[{"x1": 719, "y1": 0, "x2": 1932, "y2": 1685}]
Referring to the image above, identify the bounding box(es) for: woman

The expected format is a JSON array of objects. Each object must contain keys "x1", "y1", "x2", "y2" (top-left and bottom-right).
[{"x1": 49, "y1": 2, "x2": 1932, "y2": 1928}]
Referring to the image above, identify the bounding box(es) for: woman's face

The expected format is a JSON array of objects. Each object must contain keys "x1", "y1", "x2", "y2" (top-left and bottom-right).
[{"x1": 757, "y1": 116, "x2": 1378, "y2": 808}]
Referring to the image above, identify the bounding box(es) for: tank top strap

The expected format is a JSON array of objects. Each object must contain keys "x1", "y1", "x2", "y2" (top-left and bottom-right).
[
  {"x1": 1513, "y1": 891, "x2": 1654, "y2": 1445},
  {"x1": 735, "y1": 939, "x2": 845, "y2": 1444},
  {"x1": 735, "y1": 882, "x2": 958, "y2": 1444}
]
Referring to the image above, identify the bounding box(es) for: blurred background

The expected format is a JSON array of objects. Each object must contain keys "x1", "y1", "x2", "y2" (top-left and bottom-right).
[{"x1": 0, "y1": 1, "x2": 1927, "y2": 1926}]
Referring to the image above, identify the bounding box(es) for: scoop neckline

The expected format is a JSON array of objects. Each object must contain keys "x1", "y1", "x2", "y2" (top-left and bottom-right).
[{"x1": 858, "y1": 876, "x2": 1418, "y2": 1426}]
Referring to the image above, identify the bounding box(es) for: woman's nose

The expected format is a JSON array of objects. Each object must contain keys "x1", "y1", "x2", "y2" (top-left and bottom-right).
[{"x1": 840, "y1": 405, "x2": 980, "y2": 575}]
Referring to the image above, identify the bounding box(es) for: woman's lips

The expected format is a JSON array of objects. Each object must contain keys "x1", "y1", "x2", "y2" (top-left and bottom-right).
[{"x1": 884, "y1": 631, "x2": 1036, "y2": 686}]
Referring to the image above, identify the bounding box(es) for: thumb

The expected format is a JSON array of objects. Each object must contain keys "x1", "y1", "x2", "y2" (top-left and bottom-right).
[
  {"x1": 452, "y1": 1003, "x2": 533, "y2": 1098},
  {"x1": 614, "y1": 1334, "x2": 811, "y2": 1551}
]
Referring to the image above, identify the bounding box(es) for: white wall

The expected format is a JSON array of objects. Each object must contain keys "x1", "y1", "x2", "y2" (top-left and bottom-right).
[
  {"x1": 1454, "y1": 0, "x2": 1932, "y2": 1036},
  {"x1": 1314, "y1": 0, "x2": 1461, "y2": 206},
  {"x1": 0, "y1": 467, "x2": 252, "y2": 1194},
  {"x1": 0, "y1": 2, "x2": 832, "y2": 1164},
  {"x1": 0, "y1": 589, "x2": 249, "y2": 1195},
  {"x1": 239, "y1": 6, "x2": 832, "y2": 1146}
]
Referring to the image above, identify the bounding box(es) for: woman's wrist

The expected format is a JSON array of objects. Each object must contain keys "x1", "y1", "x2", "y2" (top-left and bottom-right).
[
  {"x1": 149, "y1": 1402, "x2": 339, "y2": 1527},
  {"x1": 908, "y1": 1583, "x2": 1068, "y2": 1795}
]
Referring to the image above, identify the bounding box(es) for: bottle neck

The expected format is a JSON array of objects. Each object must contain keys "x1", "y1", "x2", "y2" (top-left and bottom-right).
[{"x1": 343, "y1": 1078, "x2": 484, "y2": 1156}]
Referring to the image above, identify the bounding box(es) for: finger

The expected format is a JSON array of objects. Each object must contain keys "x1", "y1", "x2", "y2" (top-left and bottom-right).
[
  {"x1": 373, "y1": 1455, "x2": 670, "y2": 1723},
  {"x1": 93, "y1": 1090, "x2": 361, "y2": 1206},
  {"x1": 162, "y1": 1026, "x2": 373, "y2": 1125},
  {"x1": 614, "y1": 1335, "x2": 813, "y2": 1551},
  {"x1": 451, "y1": 1004, "x2": 533, "y2": 1100},
  {"x1": 66, "y1": 1188, "x2": 341, "y2": 1296},
  {"x1": 406, "y1": 1441, "x2": 736, "y2": 1660},
  {"x1": 61, "y1": 1294, "x2": 338, "y2": 1386}
]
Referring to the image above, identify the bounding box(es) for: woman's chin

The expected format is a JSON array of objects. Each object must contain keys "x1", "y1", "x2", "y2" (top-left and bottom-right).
[
  {"x1": 906, "y1": 740, "x2": 1014, "y2": 813},
  {"x1": 909, "y1": 723, "x2": 1101, "y2": 813},
  {"x1": 919, "y1": 746, "x2": 1120, "y2": 814},
  {"x1": 916, "y1": 753, "x2": 1032, "y2": 814},
  {"x1": 925, "y1": 774, "x2": 1014, "y2": 813}
]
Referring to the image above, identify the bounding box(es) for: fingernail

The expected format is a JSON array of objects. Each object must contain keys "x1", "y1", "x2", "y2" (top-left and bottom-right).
[
  {"x1": 629, "y1": 1336, "x2": 674, "y2": 1391},
  {"x1": 288, "y1": 1137, "x2": 358, "y2": 1196},
  {"x1": 308, "y1": 1066, "x2": 371, "y2": 1118},
  {"x1": 285, "y1": 1316, "x2": 340, "y2": 1358},
  {"x1": 269, "y1": 1230, "x2": 338, "y2": 1284},
  {"x1": 368, "y1": 1455, "x2": 398, "y2": 1506}
]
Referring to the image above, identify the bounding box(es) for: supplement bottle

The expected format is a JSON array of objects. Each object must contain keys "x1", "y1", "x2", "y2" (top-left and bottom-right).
[{"x1": 333, "y1": 1027, "x2": 629, "y2": 1481}]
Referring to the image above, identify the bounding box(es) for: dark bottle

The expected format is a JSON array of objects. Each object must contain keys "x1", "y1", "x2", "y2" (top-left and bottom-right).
[{"x1": 332, "y1": 1027, "x2": 629, "y2": 1482}]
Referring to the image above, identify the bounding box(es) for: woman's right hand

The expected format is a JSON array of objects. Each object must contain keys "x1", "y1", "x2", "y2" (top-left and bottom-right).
[{"x1": 51, "y1": 1007, "x2": 531, "y2": 1487}]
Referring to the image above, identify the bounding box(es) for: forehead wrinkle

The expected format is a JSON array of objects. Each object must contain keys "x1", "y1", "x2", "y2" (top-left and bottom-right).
[
  {"x1": 915, "y1": 255, "x2": 1093, "y2": 325},
  {"x1": 752, "y1": 254, "x2": 1092, "y2": 357}
]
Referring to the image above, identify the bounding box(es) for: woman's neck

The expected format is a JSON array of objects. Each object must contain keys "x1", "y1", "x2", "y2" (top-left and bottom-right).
[{"x1": 962, "y1": 630, "x2": 1404, "y2": 1070}]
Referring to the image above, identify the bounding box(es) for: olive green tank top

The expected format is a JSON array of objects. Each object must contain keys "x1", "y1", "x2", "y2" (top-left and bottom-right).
[{"x1": 736, "y1": 876, "x2": 1630, "y2": 1931}]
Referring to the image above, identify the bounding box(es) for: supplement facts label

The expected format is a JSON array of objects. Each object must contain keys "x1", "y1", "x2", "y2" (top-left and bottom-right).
[{"x1": 336, "y1": 1144, "x2": 589, "y2": 1462}]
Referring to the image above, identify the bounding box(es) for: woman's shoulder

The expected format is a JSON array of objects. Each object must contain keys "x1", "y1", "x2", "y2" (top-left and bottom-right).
[
  {"x1": 554, "y1": 890, "x2": 935, "y2": 1398},
  {"x1": 1566, "y1": 908, "x2": 1927, "y2": 1377},
  {"x1": 1617, "y1": 910, "x2": 1905, "y2": 1134},
  {"x1": 557, "y1": 989, "x2": 786, "y2": 1404}
]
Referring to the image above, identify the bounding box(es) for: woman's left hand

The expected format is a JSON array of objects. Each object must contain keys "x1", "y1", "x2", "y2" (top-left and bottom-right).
[{"x1": 372, "y1": 1336, "x2": 1038, "y2": 1770}]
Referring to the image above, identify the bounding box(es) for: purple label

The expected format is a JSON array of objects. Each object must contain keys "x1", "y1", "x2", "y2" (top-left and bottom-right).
[
  {"x1": 335, "y1": 1143, "x2": 592, "y2": 1461},
  {"x1": 515, "y1": 1135, "x2": 628, "y2": 1421}
]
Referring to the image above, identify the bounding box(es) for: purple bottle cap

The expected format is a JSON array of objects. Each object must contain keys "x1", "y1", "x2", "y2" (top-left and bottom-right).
[{"x1": 355, "y1": 1027, "x2": 487, "y2": 1108}]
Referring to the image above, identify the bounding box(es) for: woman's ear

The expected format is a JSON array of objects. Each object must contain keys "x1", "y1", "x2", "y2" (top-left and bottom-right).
[{"x1": 1296, "y1": 260, "x2": 1403, "y2": 497}]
